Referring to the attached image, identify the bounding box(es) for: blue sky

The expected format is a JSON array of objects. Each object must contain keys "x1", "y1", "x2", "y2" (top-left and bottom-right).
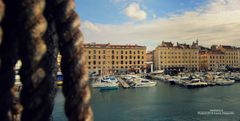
[
  {"x1": 75, "y1": 0, "x2": 240, "y2": 50},
  {"x1": 76, "y1": 0, "x2": 206, "y2": 24}
]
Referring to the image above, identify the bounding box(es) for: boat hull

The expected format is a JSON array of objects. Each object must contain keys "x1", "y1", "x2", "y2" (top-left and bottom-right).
[{"x1": 100, "y1": 86, "x2": 119, "y2": 90}]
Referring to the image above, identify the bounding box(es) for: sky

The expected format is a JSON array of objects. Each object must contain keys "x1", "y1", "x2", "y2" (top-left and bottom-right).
[{"x1": 75, "y1": 0, "x2": 240, "y2": 51}]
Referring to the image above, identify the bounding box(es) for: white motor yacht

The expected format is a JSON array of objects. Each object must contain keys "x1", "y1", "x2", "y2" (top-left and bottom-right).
[
  {"x1": 184, "y1": 79, "x2": 208, "y2": 88},
  {"x1": 132, "y1": 78, "x2": 157, "y2": 88},
  {"x1": 214, "y1": 78, "x2": 235, "y2": 86},
  {"x1": 91, "y1": 77, "x2": 119, "y2": 90}
]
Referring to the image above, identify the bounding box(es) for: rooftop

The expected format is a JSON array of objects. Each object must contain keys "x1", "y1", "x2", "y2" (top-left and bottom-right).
[
  {"x1": 207, "y1": 50, "x2": 225, "y2": 55},
  {"x1": 158, "y1": 40, "x2": 199, "y2": 49},
  {"x1": 218, "y1": 45, "x2": 238, "y2": 50},
  {"x1": 84, "y1": 43, "x2": 146, "y2": 49}
]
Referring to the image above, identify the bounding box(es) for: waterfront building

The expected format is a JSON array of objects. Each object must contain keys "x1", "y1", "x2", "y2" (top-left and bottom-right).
[
  {"x1": 146, "y1": 51, "x2": 154, "y2": 73},
  {"x1": 84, "y1": 43, "x2": 146, "y2": 75},
  {"x1": 153, "y1": 41, "x2": 199, "y2": 71},
  {"x1": 57, "y1": 54, "x2": 62, "y2": 71},
  {"x1": 199, "y1": 50, "x2": 225, "y2": 71},
  {"x1": 217, "y1": 45, "x2": 240, "y2": 68},
  {"x1": 199, "y1": 45, "x2": 240, "y2": 71}
]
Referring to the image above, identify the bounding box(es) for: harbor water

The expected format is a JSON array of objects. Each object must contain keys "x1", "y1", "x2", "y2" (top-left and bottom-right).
[{"x1": 53, "y1": 82, "x2": 240, "y2": 121}]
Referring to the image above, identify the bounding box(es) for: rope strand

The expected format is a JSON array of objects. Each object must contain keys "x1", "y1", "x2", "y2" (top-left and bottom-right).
[
  {"x1": 0, "y1": 0, "x2": 20, "y2": 121},
  {"x1": 53, "y1": 0, "x2": 93, "y2": 120},
  {"x1": 0, "y1": 0, "x2": 4, "y2": 45},
  {"x1": 17, "y1": 0, "x2": 48, "y2": 121}
]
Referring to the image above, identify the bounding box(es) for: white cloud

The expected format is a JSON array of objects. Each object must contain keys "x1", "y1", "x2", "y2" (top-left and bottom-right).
[
  {"x1": 82, "y1": 21, "x2": 101, "y2": 32},
  {"x1": 124, "y1": 3, "x2": 147, "y2": 21},
  {"x1": 82, "y1": 0, "x2": 240, "y2": 50},
  {"x1": 111, "y1": 0, "x2": 143, "y2": 4},
  {"x1": 152, "y1": 14, "x2": 157, "y2": 19}
]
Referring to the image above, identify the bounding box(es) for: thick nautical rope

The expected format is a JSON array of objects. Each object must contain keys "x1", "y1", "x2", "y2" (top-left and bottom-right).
[
  {"x1": 0, "y1": 0, "x2": 3, "y2": 45},
  {"x1": 0, "y1": 0, "x2": 20, "y2": 121},
  {"x1": 17, "y1": 0, "x2": 49, "y2": 121},
  {"x1": 52, "y1": 0, "x2": 93, "y2": 121}
]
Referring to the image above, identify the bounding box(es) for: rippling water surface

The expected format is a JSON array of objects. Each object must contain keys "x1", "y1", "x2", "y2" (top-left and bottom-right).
[{"x1": 53, "y1": 82, "x2": 240, "y2": 121}]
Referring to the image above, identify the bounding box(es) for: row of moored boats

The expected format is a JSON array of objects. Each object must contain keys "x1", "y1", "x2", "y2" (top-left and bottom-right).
[
  {"x1": 91, "y1": 75, "x2": 157, "y2": 90},
  {"x1": 151, "y1": 72, "x2": 240, "y2": 88}
]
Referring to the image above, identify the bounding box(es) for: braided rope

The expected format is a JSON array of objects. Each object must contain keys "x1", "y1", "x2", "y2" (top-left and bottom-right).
[
  {"x1": 0, "y1": 0, "x2": 3, "y2": 45},
  {"x1": 53, "y1": 0, "x2": 93, "y2": 121},
  {"x1": 0, "y1": 0, "x2": 20, "y2": 121},
  {"x1": 16, "y1": 0, "x2": 49, "y2": 121},
  {"x1": 0, "y1": 0, "x2": 8, "y2": 120}
]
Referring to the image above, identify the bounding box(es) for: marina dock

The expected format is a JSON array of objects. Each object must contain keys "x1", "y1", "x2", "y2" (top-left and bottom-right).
[{"x1": 117, "y1": 77, "x2": 130, "y2": 88}]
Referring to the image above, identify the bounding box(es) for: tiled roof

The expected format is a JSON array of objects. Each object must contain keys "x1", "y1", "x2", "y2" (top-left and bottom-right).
[
  {"x1": 83, "y1": 43, "x2": 145, "y2": 48},
  {"x1": 207, "y1": 50, "x2": 225, "y2": 54}
]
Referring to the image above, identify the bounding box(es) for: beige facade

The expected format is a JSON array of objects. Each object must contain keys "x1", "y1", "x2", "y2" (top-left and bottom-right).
[
  {"x1": 217, "y1": 45, "x2": 240, "y2": 68},
  {"x1": 200, "y1": 50, "x2": 225, "y2": 71},
  {"x1": 146, "y1": 51, "x2": 153, "y2": 62},
  {"x1": 146, "y1": 51, "x2": 154, "y2": 73},
  {"x1": 84, "y1": 43, "x2": 146, "y2": 75},
  {"x1": 154, "y1": 41, "x2": 199, "y2": 71},
  {"x1": 199, "y1": 45, "x2": 240, "y2": 71}
]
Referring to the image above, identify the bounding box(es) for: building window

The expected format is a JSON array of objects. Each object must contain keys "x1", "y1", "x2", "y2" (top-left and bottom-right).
[
  {"x1": 88, "y1": 56, "x2": 91, "y2": 59},
  {"x1": 93, "y1": 50, "x2": 96, "y2": 54},
  {"x1": 103, "y1": 50, "x2": 105, "y2": 54}
]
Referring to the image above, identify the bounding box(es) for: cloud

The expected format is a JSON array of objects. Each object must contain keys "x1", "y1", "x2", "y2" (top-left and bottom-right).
[
  {"x1": 110, "y1": 0, "x2": 143, "y2": 4},
  {"x1": 82, "y1": 0, "x2": 240, "y2": 50},
  {"x1": 124, "y1": 3, "x2": 147, "y2": 21},
  {"x1": 82, "y1": 21, "x2": 100, "y2": 32}
]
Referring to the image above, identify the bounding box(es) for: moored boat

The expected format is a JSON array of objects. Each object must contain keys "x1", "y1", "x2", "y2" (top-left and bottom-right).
[
  {"x1": 184, "y1": 79, "x2": 208, "y2": 88},
  {"x1": 214, "y1": 78, "x2": 235, "y2": 86},
  {"x1": 132, "y1": 78, "x2": 157, "y2": 88},
  {"x1": 92, "y1": 76, "x2": 119, "y2": 90}
]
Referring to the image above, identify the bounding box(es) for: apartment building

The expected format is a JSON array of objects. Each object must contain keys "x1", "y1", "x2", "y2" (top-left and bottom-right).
[
  {"x1": 84, "y1": 43, "x2": 146, "y2": 75},
  {"x1": 154, "y1": 41, "x2": 199, "y2": 71},
  {"x1": 200, "y1": 50, "x2": 225, "y2": 71},
  {"x1": 217, "y1": 45, "x2": 240, "y2": 68}
]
